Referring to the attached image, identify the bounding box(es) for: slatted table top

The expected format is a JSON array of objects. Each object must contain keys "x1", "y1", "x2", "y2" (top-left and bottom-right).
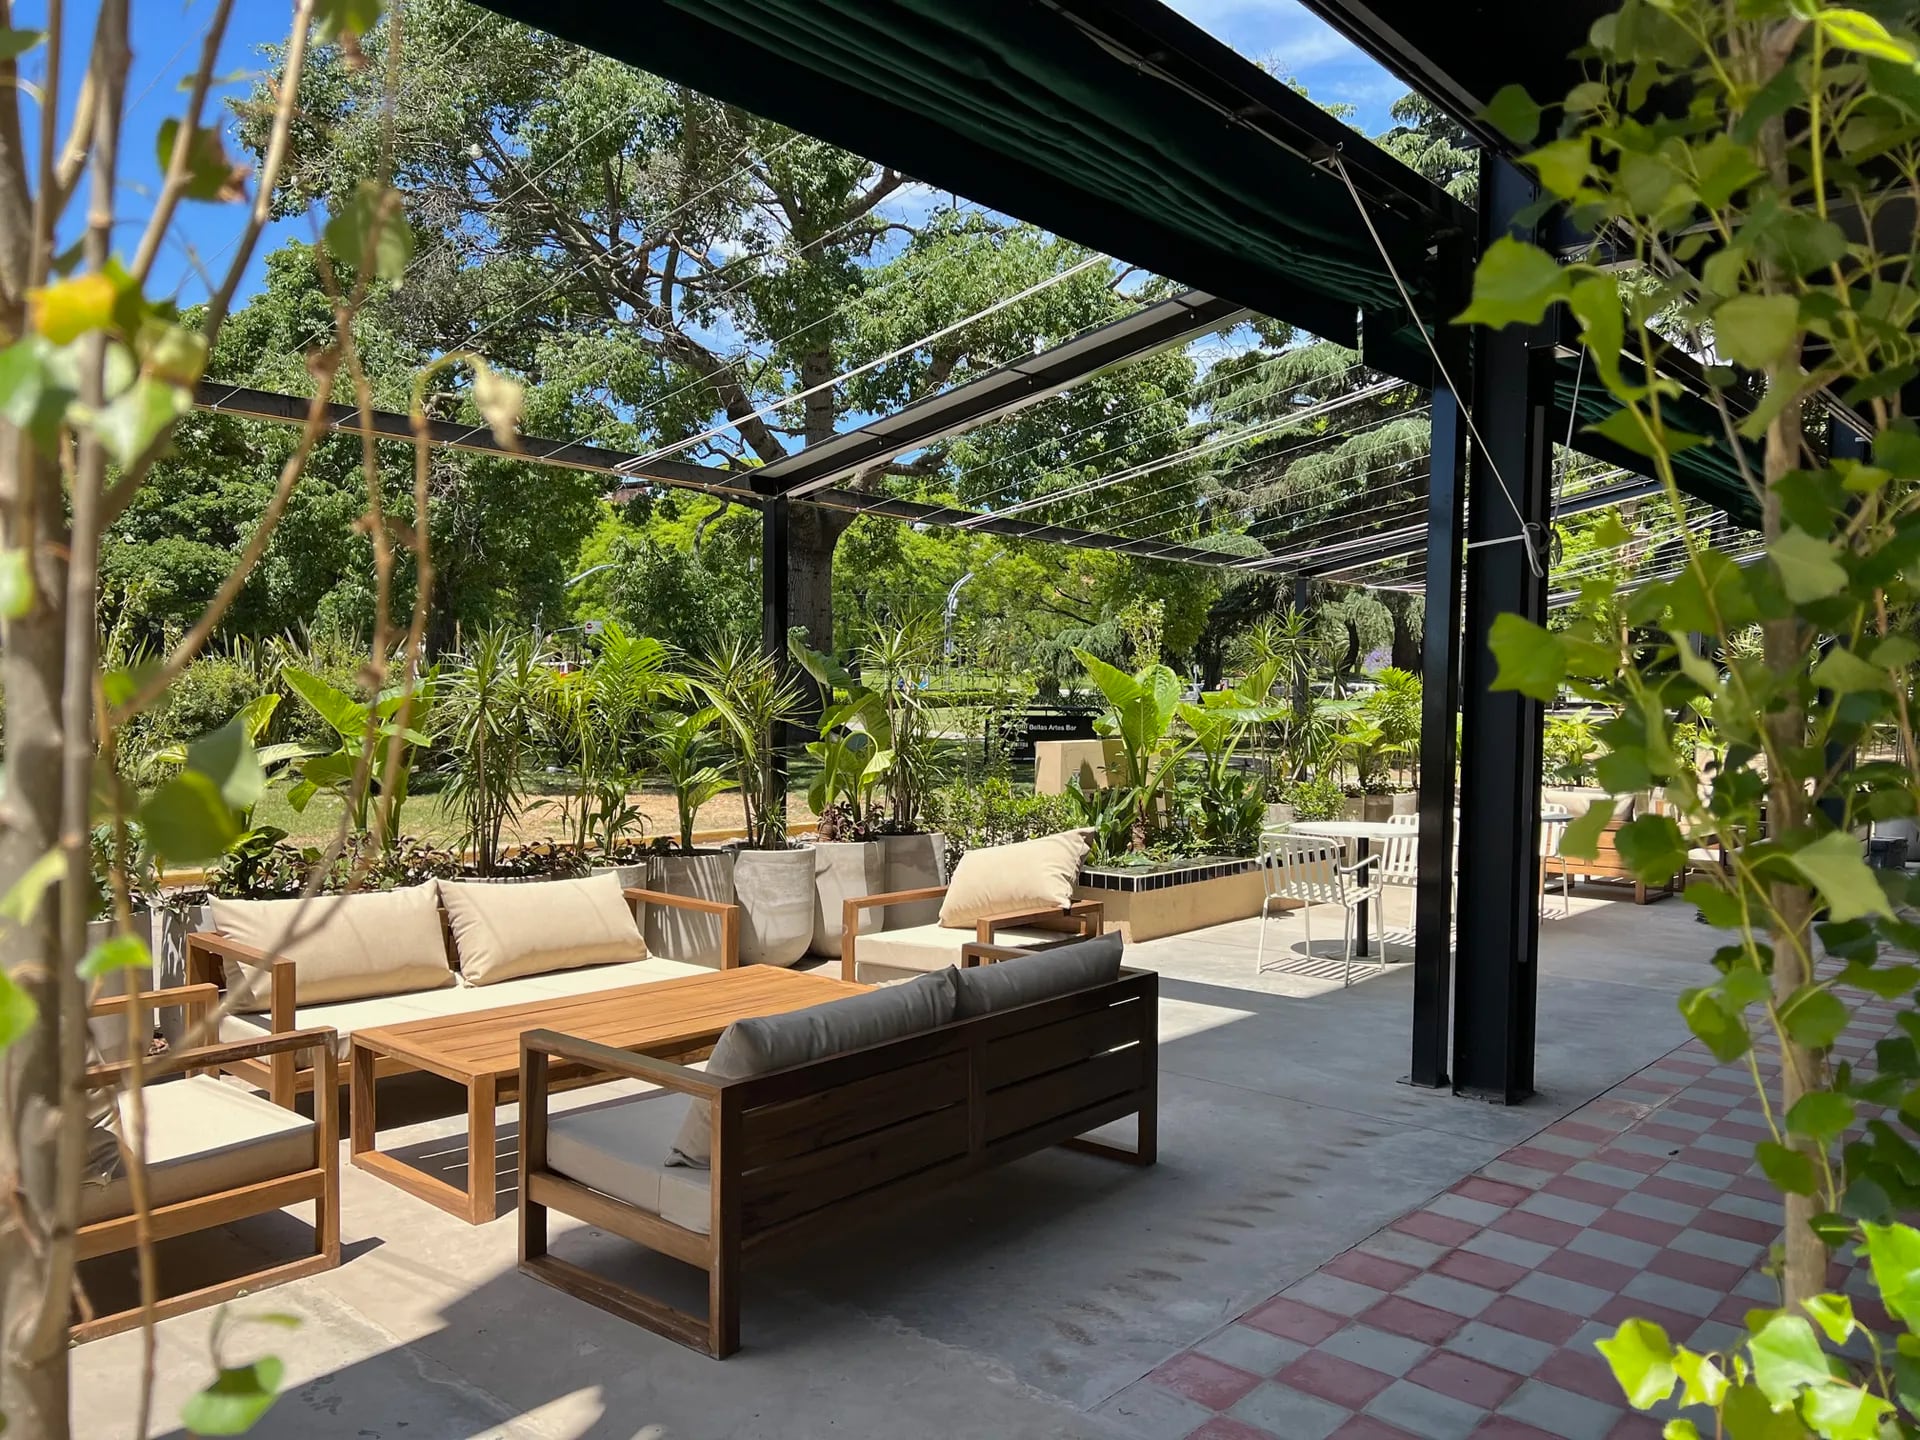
[{"x1": 353, "y1": 967, "x2": 870, "y2": 1083}]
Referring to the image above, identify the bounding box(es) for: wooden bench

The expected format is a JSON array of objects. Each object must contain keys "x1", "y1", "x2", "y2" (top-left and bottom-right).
[{"x1": 517, "y1": 957, "x2": 1157, "y2": 1357}]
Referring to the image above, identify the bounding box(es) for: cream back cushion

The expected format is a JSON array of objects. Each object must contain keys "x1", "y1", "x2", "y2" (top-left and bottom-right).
[
  {"x1": 937, "y1": 829, "x2": 1091, "y2": 929},
  {"x1": 210, "y1": 885, "x2": 454, "y2": 1010},
  {"x1": 439, "y1": 873, "x2": 646, "y2": 986},
  {"x1": 668, "y1": 969, "x2": 958, "y2": 1168}
]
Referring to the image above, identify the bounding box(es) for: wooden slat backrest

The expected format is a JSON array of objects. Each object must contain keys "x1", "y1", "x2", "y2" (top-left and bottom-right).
[{"x1": 729, "y1": 969, "x2": 1155, "y2": 1242}]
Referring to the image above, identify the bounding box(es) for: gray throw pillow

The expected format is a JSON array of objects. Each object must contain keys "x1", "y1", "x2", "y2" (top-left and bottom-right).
[
  {"x1": 952, "y1": 931, "x2": 1124, "y2": 1019},
  {"x1": 668, "y1": 968, "x2": 958, "y2": 1167}
]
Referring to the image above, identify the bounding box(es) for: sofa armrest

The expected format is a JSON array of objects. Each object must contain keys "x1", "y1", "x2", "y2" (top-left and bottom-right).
[
  {"x1": 623, "y1": 887, "x2": 743, "y2": 969},
  {"x1": 974, "y1": 897, "x2": 1103, "y2": 943},
  {"x1": 84, "y1": 1026, "x2": 336, "y2": 1091},
  {"x1": 519, "y1": 1027, "x2": 724, "y2": 1097},
  {"x1": 960, "y1": 928, "x2": 1105, "y2": 967},
  {"x1": 840, "y1": 886, "x2": 950, "y2": 981},
  {"x1": 187, "y1": 931, "x2": 301, "y2": 1101}
]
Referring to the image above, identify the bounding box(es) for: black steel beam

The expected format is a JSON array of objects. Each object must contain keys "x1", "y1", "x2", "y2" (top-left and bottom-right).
[
  {"x1": 762, "y1": 494, "x2": 792, "y2": 826},
  {"x1": 1411, "y1": 270, "x2": 1470, "y2": 1089},
  {"x1": 193, "y1": 382, "x2": 1251, "y2": 573},
  {"x1": 754, "y1": 290, "x2": 1248, "y2": 498},
  {"x1": 1452, "y1": 152, "x2": 1553, "y2": 1105}
]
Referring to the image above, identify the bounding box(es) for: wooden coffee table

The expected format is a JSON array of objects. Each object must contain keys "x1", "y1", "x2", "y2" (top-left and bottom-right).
[{"x1": 349, "y1": 967, "x2": 868, "y2": 1223}]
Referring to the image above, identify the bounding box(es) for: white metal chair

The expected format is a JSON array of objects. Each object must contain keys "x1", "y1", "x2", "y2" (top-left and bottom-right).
[
  {"x1": 1377, "y1": 825, "x2": 1421, "y2": 932},
  {"x1": 1257, "y1": 832, "x2": 1386, "y2": 986},
  {"x1": 1539, "y1": 814, "x2": 1572, "y2": 917}
]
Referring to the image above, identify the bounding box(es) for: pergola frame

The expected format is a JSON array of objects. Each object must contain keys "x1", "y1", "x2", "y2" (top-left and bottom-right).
[{"x1": 206, "y1": 0, "x2": 1769, "y2": 1105}]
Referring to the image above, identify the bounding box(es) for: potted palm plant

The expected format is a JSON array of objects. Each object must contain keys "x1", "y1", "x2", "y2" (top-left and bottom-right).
[
  {"x1": 696, "y1": 638, "x2": 811, "y2": 966},
  {"x1": 437, "y1": 627, "x2": 552, "y2": 879},
  {"x1": 549, "y1": 622, "x2": 668, "y2": 886},
  {"x1": 860, "y1": 617, "x2": 950, "y2": 924},
  {"x1": 644, "y1": 704, "x2": 737, "y2": 966}
]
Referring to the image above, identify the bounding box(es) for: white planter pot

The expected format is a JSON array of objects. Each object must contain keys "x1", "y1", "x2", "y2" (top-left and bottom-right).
[
  {"x1": 732, "y1": 847, "x2": 816, "y2": 968},
  {"x1": 809, "y1": 841, "x2": 885, "y2": 957},
  {"x1": 1390, "y1": 791, "x2": 1419, "y2": 816},
  {"x1": 1263, "y1": 802, "x2": 1295, "y2": 828},
  {"x1": 591, "y1": 862, "x2": 649, "y2": 891},
  {"x1": 646, "y1": 851, "x2": 735, "y2": 966},
  {"x1": 86, "y1": 912, "x2": 156, "y2": 1061},
  {"x1": 878, "y1": 832, "x2": 946, "y2": 928},
  {"x1": 151, "y1": 901, "x2": 209, "y2": 1046},
  {"x1": 1873, "y1": 818, "x2": 1919, "y2": 843}
]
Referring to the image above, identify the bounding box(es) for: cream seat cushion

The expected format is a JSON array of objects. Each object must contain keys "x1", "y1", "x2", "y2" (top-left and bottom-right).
[
  {"x1": 547, "y1": 1092, "x2": 711, "y2": 1234},
  {"x1": 667, "y1": 969, "x2": 958, "y2": 1167},
  {"x1": 937, "y1": 830, "x2": 1091, "y2": 929},
  {"x1": 440, "y1": 873, "x2": 646, "y2": 985},
  {"x1": 853, "y1": 922, "x2": 1062, "y2": 983},
  {"x1": 80, "y1": 1075, "x2": 314, "y2": 1225},
  {"x1": 210, "y1": 885, "x2": 454, "y2": 1010},
  {"x1": 221, "y1": 958, "x2": 716, "y2": 1059}
]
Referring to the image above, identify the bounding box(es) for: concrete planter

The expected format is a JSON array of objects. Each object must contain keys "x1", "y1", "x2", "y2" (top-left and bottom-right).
[
  {"x1": 1390, "y1": 791, "x2": 1419, "y2": 816},
  {"x1": 86, "y1": 913, "x2": 155, "y2": 1061},
  {"x1": 151, "y1": 900, "x2": 209, "y2": 1046},
  {"x1": 1263, "y1": 802, "x2": 1295, "y2": 828},
  {"x1": 809, "y1": 840, "x2": 885, "y2": 957},
  {"x1": 877, "y1": 831, "x2": 946, "y2": 927},
  {"x1": 1074, "y1": 857, "x2": 1266, "y2": 942},
  {"x1": 1343, "y1": 794, "x2": 1395, "y2": 822},
  {"x1": 732, "y1": 846, "x2": 815, "y2": 968},
  {"x1": 590, "y1": 862, "x2": 649, "y2": 891},
  {"x1": 646, "y1": 851, "x2": 735, "y2": 967}
]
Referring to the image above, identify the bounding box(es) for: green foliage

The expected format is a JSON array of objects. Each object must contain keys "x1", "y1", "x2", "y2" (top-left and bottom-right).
[
  {"x1": 922, "y1": 779, "x2": 1077, "y2": 873},
  {"x1": 544, "y1": 623, "x2": 669, "y2": 854},
  {"x1": 436, "y1": 629, "x2": 551, "y2": 874},
  {"x1": 648, "y1": 707, "x2": 734, "y2": 853},
  {"x1": 693, "y1": 637, "x2": 804, "y2": 851},
  {"x1": 1464, "y1": 2, "x2": 1920, "y2": 1433},
  {"x1": 1543, "y1": 714, "x2": 1604, "y2": 785},
  {"x1": 1284, "y1": 772, "x2": 1346, "y2": 822},
  {"x1": 281, "y1": 664, "x2": 434, "y2": 850}
]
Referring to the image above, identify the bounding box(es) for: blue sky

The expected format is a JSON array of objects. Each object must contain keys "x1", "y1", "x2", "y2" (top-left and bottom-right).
[{"x1": 19, "y1": 0, "x2": 1406, "y2": 313}]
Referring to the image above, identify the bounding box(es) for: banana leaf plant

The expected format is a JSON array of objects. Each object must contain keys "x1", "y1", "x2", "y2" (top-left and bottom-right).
[
  {"x1": 789, "y1": 634, "x2": 896, "y2": 838},
  {"x1": 281, "y1": 666, "x2": 436, "y2": 849},
  {"x1": 1177, "y1": 659, "x2": 1285, "y2": 855},
  {"x1": 1074, "y1": 648, "x2": 1192, "y2": 852},
  {"x1": 648, "y1": 705, "x2": 736, "y2": 852}
]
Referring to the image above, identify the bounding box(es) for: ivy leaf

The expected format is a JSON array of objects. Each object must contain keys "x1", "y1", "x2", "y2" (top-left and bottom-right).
[
  {"x1": 1672, "y1": 1348, "x2": 1728, "y2": 1410},
  {"x1": 1818, "y1": 8, "x2": 1920, "y2": 66},
  {"x1": 1865, "y1": 1223, "x2": 1920, "y2": 1327},
  {"x1": 155, "y1": 118, "x2": 247, "y2": 203},
  {"x1": 1800, "y1": 1380, "x2": 1892, "y2": 1439},
  {"x1": 179, "y1": 1357, "x2": 285, "y2": 1436},
  {"x1": 1455, "y1": 237, "x2": 1568, "y2": 330},
  {"x1": 1781, "y1": 986, "x2": 1850, "y2": 1049},
  {"x1": 1748, "y1": 1313, "x2": 1833, "y2": 1404},
  {"x1": 1786, "y1": 1091, "x2": 1856, "y2": 1143},
  {"x1": 1812, "y1": 646, "x2": 1891, "y2": 695},
  {"x1": 0, "y1": 849, "x2": 64, "y2": 925},
  {"x1": 137, "y1": 770, "x2": 239, "y2": 864},
  {"x1": 1685, "y1": 880, "x2": 1743, "y2": 928},
  {"x1": 1714, "y1": 294, "x2": 1800, "y2": 369},
  {"x1": 1614, "y1": 814, "x2": 1688, "y2": 882},
  {"x1": 1482, "y1": 83, "x2": 1542, "y2": 144},
  {"x1": 0, "y1": 547, "x2": 33, "y2": 619},
  {"x1": 0, "y1": 336, "x2": 74, "y2": 454},
  {"x1": 1596, "y1": 1319, "x2": 1676, "y2": 1408},
  {"x1": 1802, "y1": 1294, "x2": 1857, "y2": 1346},
  {"x1": 1522, "y1": 139, "x2": 1594, "y2": 199},
  {"x1": 29, "y1": 272, "x2": 118, "y2": 344},
  {"x1": 1680, "y1": 986, "x2": 1751, "y2": 1062},
  {"x1": 88, "y1": 375, "x2": 190, "y2": 467},
  {"x1": 1488, "y1": 612, "x2": 1565, "y2": 700},
  {"x1": 0, "y1": 28, "x2": 43, "y2": 57},
  {"x1": 0, "y1": 968, "x2": 37, "y2": 1052},
  {"x1": 1756, "y1": 1139, "x2": 1817, "y2": 1194},
  {"x1": 1585, "y1": 407, "x2": 1710, "y2": 458},
  {"x1": 186, "y1": 716, "x2": 266, "y2": 811},
  {"x1": 78, "y1": 933, "x2": 150, "y2": 982},
  {"x1": 313, "y1": 0, "x2": 382, "y2": 44},
  {"x1": 324, "y1": 180, "x2": 413, "y2": 285},
  {"x1": 1767, "y1": 527, "x2": 1848, "y2": 603},
  {"x1": 1560, "y1": 800, "x2": 1613, "y2": 862},
  {"x1": 1789, "y1": 832, "x2": 1893, "y2": 922}
]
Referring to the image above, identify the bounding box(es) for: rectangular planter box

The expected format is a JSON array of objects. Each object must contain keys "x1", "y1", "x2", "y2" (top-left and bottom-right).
[{"x1": 1073, "y1": 856, "x2": 1277, "y2": 942}]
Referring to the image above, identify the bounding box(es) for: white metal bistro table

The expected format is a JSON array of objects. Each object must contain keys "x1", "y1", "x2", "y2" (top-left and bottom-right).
[{"x1": 1286, "y1": 809, "x2": 1572, "y2": 956}]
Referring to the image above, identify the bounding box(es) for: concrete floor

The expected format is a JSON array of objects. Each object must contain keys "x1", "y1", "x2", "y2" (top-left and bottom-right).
[{"x1": 72, "y1": 886, "x2": 1713, "y2": 1440}]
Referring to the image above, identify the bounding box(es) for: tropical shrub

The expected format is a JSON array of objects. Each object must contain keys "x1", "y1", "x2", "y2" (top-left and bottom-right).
[
  {"x1": 923, "y1": 778, "x2": 1077, "y2": 872},
  {"x1": 1285, "y1": 773, "x2": 1346, "y2": 822}
]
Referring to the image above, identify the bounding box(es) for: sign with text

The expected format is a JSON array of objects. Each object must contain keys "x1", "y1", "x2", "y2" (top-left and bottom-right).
[{"x1": 992, "y1": 709, "x2": 1098, "y2": 762}]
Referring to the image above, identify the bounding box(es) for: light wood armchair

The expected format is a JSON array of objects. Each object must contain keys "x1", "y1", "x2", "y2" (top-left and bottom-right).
[
  {"x1": 839, "y1": 885, "x2": 1104, "y2": 981},
  {"x1": 75, "y1": 985, "x2": 339, "y2": 1343}
]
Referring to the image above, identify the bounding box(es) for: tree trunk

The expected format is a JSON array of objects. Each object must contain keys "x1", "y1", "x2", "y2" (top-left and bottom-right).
[{"x1": 0, "y1": 444, "x2": 76, "y2": 1439}]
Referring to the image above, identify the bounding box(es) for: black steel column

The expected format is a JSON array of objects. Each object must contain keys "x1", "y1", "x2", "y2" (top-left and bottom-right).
[
  {"x1": 1453, "y1": 152, "x2": 1554, "y2": 1104},
  {"x1": 1292, "y1": 574, "x2": 1312, "y2": 720},
  {"x1": 762, "y1": 494, "x2": 791, "y2": 825},
  {"x1": 1411, "y1": 379, "x2": 1468, "y2": 1088}
]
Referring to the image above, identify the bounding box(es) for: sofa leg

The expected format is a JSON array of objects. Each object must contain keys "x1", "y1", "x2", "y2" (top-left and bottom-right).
[{"x1": 708, "y1": 1246, "x2": 740, "y2": 1359}]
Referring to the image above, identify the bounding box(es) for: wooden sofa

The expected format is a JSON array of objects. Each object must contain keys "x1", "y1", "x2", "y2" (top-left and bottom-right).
[
  {"x1": 1543, "y1": 788, "x2": 1677, "y2": 904},
  {"x1": 75, "y1": 985, "x2": 339, "y2": 1342},
  {"x1": 839, "y1": 885, "x2": 1104, "y2": 983},
  {"x1": 188, "y1": 878, "x2": 742, "y2": 1105},
  {"x1": 518, "y1": 938, "x2": 1156, "y2": 1357}
]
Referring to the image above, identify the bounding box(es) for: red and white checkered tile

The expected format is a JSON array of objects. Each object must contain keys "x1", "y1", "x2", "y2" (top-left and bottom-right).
[{"x1": 1100, "y1": 995, "x2": 1902, "y2": 1440}]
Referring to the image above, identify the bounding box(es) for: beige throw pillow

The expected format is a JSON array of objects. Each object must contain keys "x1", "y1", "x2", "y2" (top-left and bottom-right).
[
  {"x1": 937, "y1": 829, "x2": 1091, "y2": 929},
  {"x1": 439, "y1": 872, "x2": 646, "y2": 986},
  {"x1": 210, "y1": 885, "x2": 453, "y2": 1010},
  {"x1": 667, "y1": 968, "x2": 958, "y2": 1168}
]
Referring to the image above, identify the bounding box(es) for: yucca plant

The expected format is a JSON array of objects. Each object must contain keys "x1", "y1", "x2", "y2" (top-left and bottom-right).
[
  {"x1": 437, "y1": 629, "x2": 551, "y2": 875},
  {"x1": 649, "y1": 706, "x2": 736, "y2": 852},
  {"x1": 695, "y1": 637, "x2": 805, "y2": 850}
]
